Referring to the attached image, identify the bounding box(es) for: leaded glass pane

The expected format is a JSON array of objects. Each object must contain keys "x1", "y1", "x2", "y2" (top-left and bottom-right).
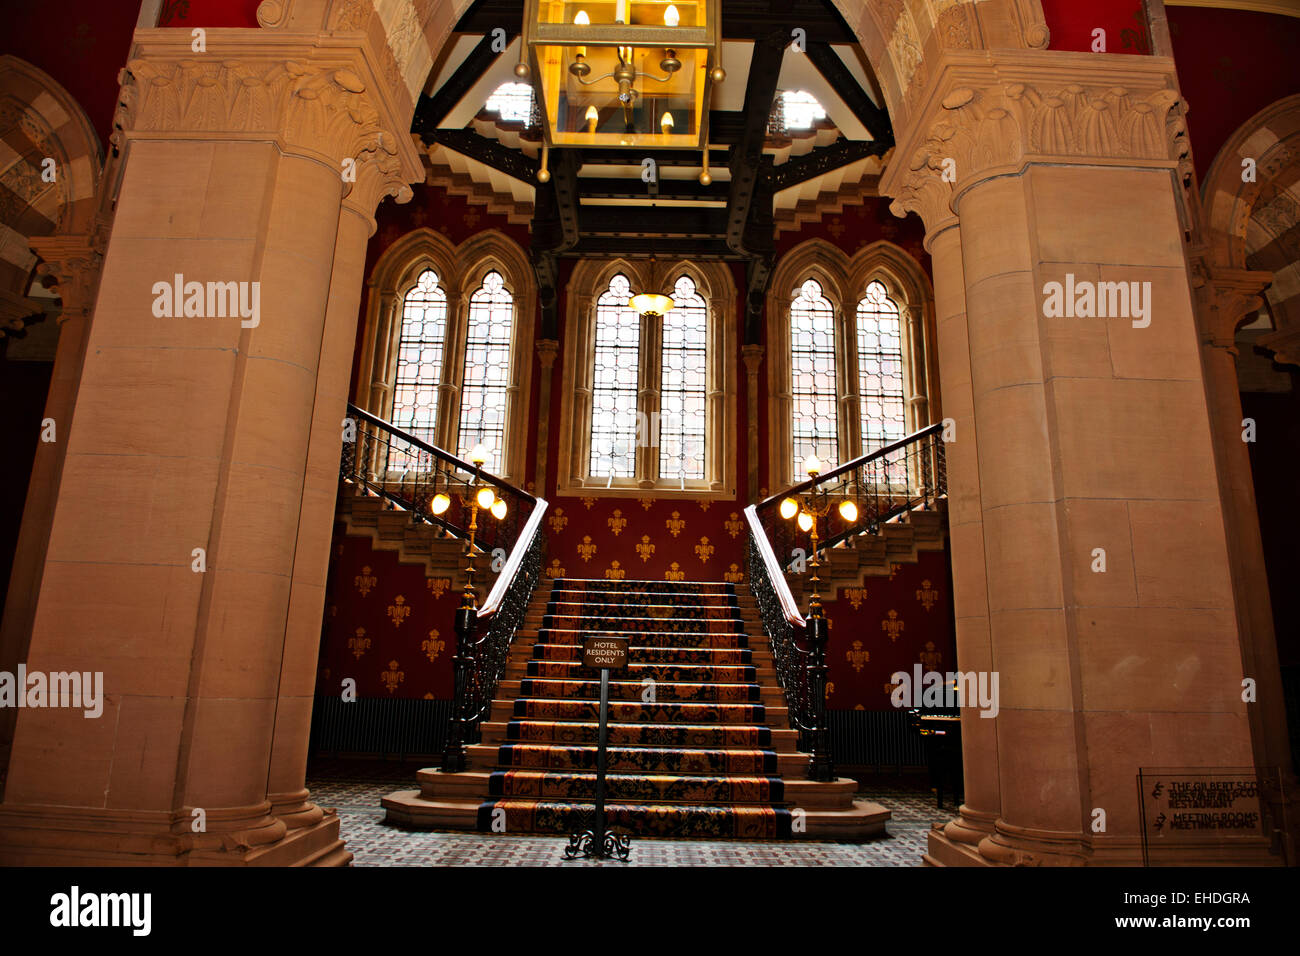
[
  {"x1": 660, "y1": 275, "x2": 707, "y2": 480},
  {"x1": 392, "y1": 269, "x2": 447, "y2": 470},
  {"x1": 857, "y1": 279, "x2": 907, "y2": 482},
  {"x1": 790, "y1": 278, "x2": 837, "y2": 478},
  {"x1": 458, "y1": 270, "x2": 514, "y2": 474},
  {"x1": 589, "y1": 274, "x2": 640, "y2": 478}
]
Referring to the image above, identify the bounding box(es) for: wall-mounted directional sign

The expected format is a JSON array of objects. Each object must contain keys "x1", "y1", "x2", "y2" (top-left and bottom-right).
[{"x1": 583, "y1": 636, "x2": 629, "y2": 670}]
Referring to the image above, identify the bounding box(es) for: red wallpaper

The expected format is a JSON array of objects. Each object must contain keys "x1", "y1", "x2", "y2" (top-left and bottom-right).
[
  {"x1": 1040, "y1": 0, "x2": 1150, "y2": 54},
  {"x1": 822, "y1": 550, "x2": 955, "y2": 711},
  {"x1": 1167, "y1": 7, "x2": 1300, "y2": 178},
  {"x1": 318, "y1": 522, "x2": 461, "y2": 700},
  {"x1": 156, "y1": 1, "x2": 262, "y2": 28}
]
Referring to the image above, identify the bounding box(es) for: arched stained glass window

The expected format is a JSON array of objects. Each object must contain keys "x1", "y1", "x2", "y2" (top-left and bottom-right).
[
  {"x1": 790, "y1": 278, "x2": 838, "y2": 478},
  {"x1": 857, "y1": 280, "x2": 906, "y2": 450},
  {"x1": 589, "y1": 274, "x2": 641, "y2": 478},
  {"x1": 660, "y1": 275, "x2": 708, "y2": 481},
  {"x1": 392, "y1": 268, "x2": 448, "y2": 460},
  {"x1": 457, "y1": 270, "x2": 514, "y2": 474}
]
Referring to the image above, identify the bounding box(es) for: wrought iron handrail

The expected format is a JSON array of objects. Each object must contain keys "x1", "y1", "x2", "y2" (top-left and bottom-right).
[
  {"x1": 337, "y1": 403, "x2": 548, "y2": 771},
  {"x1": 746, "y1": 423, "x2": 948, "y2": 782}
]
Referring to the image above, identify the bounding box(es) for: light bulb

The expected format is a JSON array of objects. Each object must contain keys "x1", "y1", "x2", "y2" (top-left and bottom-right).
[
  {"x1": 660, "y1": 111, "x2": 674, "y2": 133},
  {"x1": 838, "y1": 500, "x2": 858, "y2": 523},
  {"x1": 804, "y1": 454, "x2": 821, "y2": 477},
  {"x1": 779, "y1": 497, "x2": 798, "y2": 521},
  {"x1": 797, "y1": 511, "x2": 813, "y2": 533},
  {"x1": 491, "y1": 499, "x2": 507, "y2": 520},
  {"x1": 664, "y1": 4, "x2": 680, "y2": 27},
  {"x1": 698, "y1": 169, "x2": 712, "y2": 186},
  {"x1": 476, "y1": 486, "x2": 496, "y2": 510},
  {"x1": 430, "y1": 493, "x2": 451, "y2": 515},
  {"x1": 469, "y1": 443, "x2": 489, "y2": 465},
  {"x1": 574, "y1": 10, "x2": 589, "y2": 25}
]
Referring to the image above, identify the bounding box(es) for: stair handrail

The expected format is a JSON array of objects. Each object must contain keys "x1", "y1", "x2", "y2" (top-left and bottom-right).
[{"x1": 746, "y1": 421, "x2": 948, "y2": 783}]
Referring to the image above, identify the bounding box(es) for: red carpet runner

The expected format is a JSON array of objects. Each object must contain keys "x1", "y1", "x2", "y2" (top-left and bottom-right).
[{"x1": 476, "y1": 578, "x2": 794, "y2": 838}]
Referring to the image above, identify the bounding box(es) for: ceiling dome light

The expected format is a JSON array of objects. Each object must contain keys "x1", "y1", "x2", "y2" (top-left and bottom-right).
[{"x1": 629, "y1": 292, "x2": 675, "y2": 316}]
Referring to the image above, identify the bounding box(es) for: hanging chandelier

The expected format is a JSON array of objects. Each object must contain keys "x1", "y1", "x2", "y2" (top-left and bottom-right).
[{"x1": 517, "y1": 0, "x2": 724, "y2": 150}]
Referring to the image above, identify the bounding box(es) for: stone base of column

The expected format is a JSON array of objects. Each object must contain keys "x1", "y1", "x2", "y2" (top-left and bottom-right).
[
  {"x1": 925, "y1": 820, "x2": 1282, "y2": 867},
  {"x1": 0, "y1": 800, "x2": 351, "y2": 867}
]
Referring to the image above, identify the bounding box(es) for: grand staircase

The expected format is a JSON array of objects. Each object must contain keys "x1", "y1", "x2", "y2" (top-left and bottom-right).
[{"x1": 383, "y1": 576, "x2": 890, "y2": 839}]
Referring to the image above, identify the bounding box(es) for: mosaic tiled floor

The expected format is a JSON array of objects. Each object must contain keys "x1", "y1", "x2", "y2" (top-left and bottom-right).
[{"x1": 307, "y1": 760, "x2": 954, "y2": 866}]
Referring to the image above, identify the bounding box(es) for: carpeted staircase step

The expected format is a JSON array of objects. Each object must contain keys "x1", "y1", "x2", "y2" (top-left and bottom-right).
[
  {"x1": 486, "y1": 769, "x2": 785, "y2": 805},
  {"x1": 551, "y1": 578, "x2": 737, "y2": 594},
  {"x1": 518, "y1": 677, "x2": 761, "y2": 703},
  {"x1": 494, "y1": 742, "x2": 780, "y2": 774},
  {"x1": 476, "y1": 799, "x2": 793, "y2": 838},
  {"x1": 494, "y1": 697, "x2": 786, "y2": 727},
  {"x1": 482, "y1": 719, "x2": 779, "y2": 749},
  {"x1": 545, "y1": 590, "x2": 739, "y2": 608},
  {"x1": 542, "y1": 602, "x2": 744, "y2": 619},
  {"x1": 527, "y1": 643, "x2": 753, "y2": 666},
  {"x1": 532, "y1": 628, "x2": 750, "y2": 649},
  {"x1": 523, "y1": 660, "x2": 758, "y2": 682},
  {"x1": 541, "y1": 614, "x2": 745, "y2": 633}
]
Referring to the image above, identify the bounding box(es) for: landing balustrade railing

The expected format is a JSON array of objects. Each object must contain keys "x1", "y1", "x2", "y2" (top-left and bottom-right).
[
  {"x1": 339, "y1": 403, "x2": 548, "y2": 772},
  {"x1": 745, "y1": 423, "x2": 947, "y2": 781}
]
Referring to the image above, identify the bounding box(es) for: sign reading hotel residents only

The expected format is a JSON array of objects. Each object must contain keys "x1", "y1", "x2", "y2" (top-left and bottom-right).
[{"x1": 583, "y1": 637, "x2": 628, "y2": 670}]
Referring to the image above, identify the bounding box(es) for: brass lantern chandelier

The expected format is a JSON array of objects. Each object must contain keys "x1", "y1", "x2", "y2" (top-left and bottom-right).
[{"x1": 517, "y1": 0, "x2": 724, "y2": 150}]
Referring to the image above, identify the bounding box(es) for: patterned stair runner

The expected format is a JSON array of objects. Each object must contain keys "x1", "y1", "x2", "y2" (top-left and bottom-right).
[{"x1": 476, "y1": 578, "x2": 795, "y2": 839}]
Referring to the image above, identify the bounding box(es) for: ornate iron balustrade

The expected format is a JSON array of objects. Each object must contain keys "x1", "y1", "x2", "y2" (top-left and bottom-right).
[
  {"x1": 745, "y1": 423, "x2": 947, "y2": 781},
  {"x1": 339, "y1": 403, "x2": 548, "y2": 771}
]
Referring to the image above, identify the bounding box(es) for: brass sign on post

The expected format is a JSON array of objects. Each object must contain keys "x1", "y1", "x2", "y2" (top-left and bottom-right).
[{"x1": 564, "y1": 635, "x2": 632, "y2": 861}]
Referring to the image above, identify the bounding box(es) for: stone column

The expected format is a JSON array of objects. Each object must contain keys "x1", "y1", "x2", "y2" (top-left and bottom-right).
[
  {"x1": 534, "y1": 339, "x2": 559, "y2": 493},
  {"x1": 885, "y1": 52, "x2": 1269, "y2": 865},
  {"x1": 0, "y1": 31, "x2": 420, "y2": 866},
  {"x1": 0, "y1": 237, "x2": 102, "y2": 790}
]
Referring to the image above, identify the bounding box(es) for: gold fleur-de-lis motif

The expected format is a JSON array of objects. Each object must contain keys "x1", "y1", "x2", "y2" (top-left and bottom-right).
[
  {"x1": 605, "y1": 560, "x2": 626, "y2": 581},
  {"x1": 577, "y1": 535, "x2": 597, "y2": 562},
  {"x1": 697, "y1": 499, "x2": 712, "y2": 513},
  {"x1": 607, "y1": 508, "x2": 627, "y2": 537},
  {"x1": 421, "y1": 629, "x2": 445, "y2": 663},
  {"x1": 694, "y1": 535, "x2": 715, "y2": 564},
  {"x1": 846, "y1": 640, "x2": 870, "y2": 673},
  {"x1": 665, "y1": 562, "x2": 685, "y2": 581},
  {"x1": 826, "y1": 681, "x2": 835, "y2": 700},
  {"x1": 881, "y1": 609, "x2": 905, "y2": 642},
  {"x1": 387, "y1": 595, "x2": 411, "y2": 628},
  {"x1": 547, "y1": 558, "x2": 566, "y2": 578},
  {"x1": 723, "y1": 563, "x2": 744, "y2": 584},
  {"x1": 916, "y1": 578, "x2": 939, "y2": 611},
  {"x1": 636, "y1": 534, "x2": 656, "y2": 563},
  {"x1": 843, "y1": 587, "x2": 867, "y2": 610},
  {"x1": 426, "y1": 577, "x2": 451, "y2": 599},
  {"x1": 888, "y1": 563, "x2": 898, "y2": 581},
  {"x1": 380, "y1": 659, "x2": 405, "y2": 693},
  {"x1": 354, "y1": 565, "x2": 377, "y2": 597},
  {"x1": 348, "y1": 627, "x2": 371, "y2": 660},
  {"x1": 919, "y1": 640, "x2": 942, "y2": 673},
  {"x1": 665, "y1": 511, "x2": 685, "y2": 537},
  {"x1": 723, "y1": 511, "x2": 743, "y2": 538},
  {"x1": 423, "y1": 691, "x2": 435, "y2": 700},
  {"x1": 637, "y1": 497, "x2": 655, "y2": 511},
  {"x1": 580, "y1": 496, "x2": 597, "y2": 510},
  {"x1": 548, "y1": 507, "x2": 569, "y2": 534}
]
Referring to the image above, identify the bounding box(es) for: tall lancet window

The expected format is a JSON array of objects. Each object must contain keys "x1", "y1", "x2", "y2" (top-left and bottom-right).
[
  {"x1": 660, "y1": 275, "x2": 708, "y2": 481},
  {"x1": 392, "y1": 268, "x2": 448, "y2": 457},
  {"x1": 790, "y1": 278, "x2": 838, "y2": 478},
  {"x1": 856, "y1": 279, "x2": 906, "y2": 449},
  {"x1": 458, "y1": 270, "x2": 515, "y2": 475},
  {"x1": 589, "y1": 274, "x2": 641, "y2": 478}
]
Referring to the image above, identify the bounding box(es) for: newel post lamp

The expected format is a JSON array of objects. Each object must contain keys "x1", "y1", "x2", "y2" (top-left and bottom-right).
[
  {"x1": 779, "y1": 454, "x2": 858, "y2": 782},
  {"x1": 517, "y1": 0, "x2": 724, "y2": 152},
  {"x1": 442, "y1": 442, "x2": 509, "y2": 773}
]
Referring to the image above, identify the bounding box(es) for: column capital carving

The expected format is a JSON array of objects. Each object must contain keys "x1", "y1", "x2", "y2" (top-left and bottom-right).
[
  {"x1": 29, "y1": 235, "x2": 103, "y2": 324},
  {"x1": 113, "y1": 32, "x2": 422, "y2": 223},
  {"x1": 883, "y1": 51, "x2": 1190, "y2": 236},
  {"x1": 1188, "y1": 258, "x2": 1273, "y2": 355},
  {"x1": 535, "y1": 338, "x2": 560, "y2": 369},
  {"x1": 741, "y1": 344, "x2": 764, "y2": 372}
]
